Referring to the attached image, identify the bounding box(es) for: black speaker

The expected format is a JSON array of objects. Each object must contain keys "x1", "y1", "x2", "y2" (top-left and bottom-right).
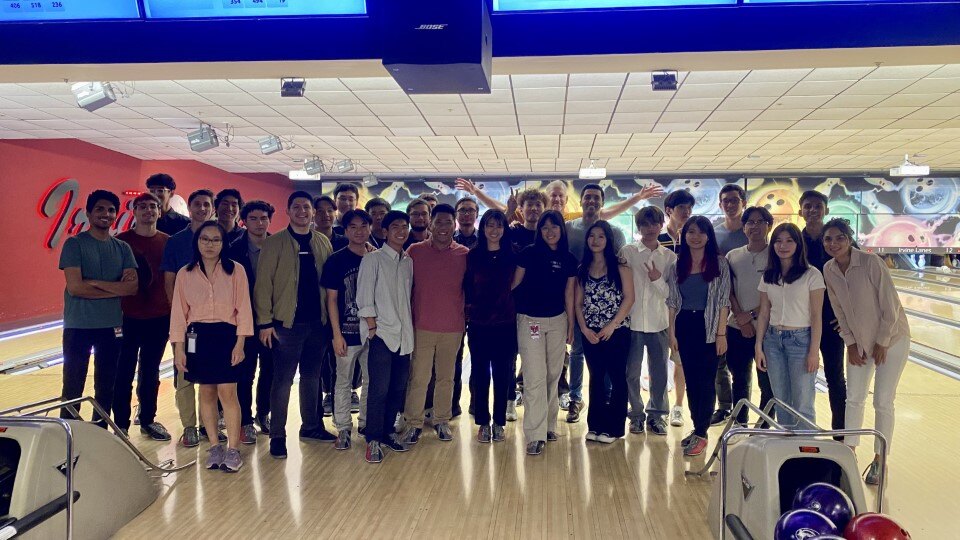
[{"x1": 381, "y1": 0, "x2": 492, "y2": 94}]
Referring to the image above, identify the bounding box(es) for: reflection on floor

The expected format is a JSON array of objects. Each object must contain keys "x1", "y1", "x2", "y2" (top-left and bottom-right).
[{"x1": 1, "y1": 358, "x2": 958, "y2": 538}]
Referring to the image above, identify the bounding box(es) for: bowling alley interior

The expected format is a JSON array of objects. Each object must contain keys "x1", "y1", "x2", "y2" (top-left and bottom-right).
[{"x1": 2, "y1": 1, "x2": 960, "y2": 539}]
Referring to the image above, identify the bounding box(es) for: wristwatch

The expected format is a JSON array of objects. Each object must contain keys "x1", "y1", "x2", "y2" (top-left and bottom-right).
[{"x1": 749, "y1": 310, "x2": 758, "y2": 320}]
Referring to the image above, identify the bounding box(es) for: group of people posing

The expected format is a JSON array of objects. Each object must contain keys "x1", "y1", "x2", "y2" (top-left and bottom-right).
[{"x1": 58, "y1": 175, "x2": 909, "y2": 480}]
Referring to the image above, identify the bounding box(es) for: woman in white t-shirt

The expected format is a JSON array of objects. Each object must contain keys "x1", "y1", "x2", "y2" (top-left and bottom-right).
[{"x1": 755, "y1": 223, "x2": 825, "y2": 428}]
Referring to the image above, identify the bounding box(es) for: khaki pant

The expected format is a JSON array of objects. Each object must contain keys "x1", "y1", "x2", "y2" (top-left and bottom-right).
[
  {"x1": 403, "y1": 330, "x2": 463, "y2": 428},
  {"x1": 174, "y1": 369, "x2": 197, "y2": 428},
  {"x1": 517, "y1": 313, "x2": 568, "y2": 443}
]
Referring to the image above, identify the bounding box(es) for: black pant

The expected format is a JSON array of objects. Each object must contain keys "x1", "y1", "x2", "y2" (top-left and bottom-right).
[
  {"x1": 61, "y1": 327, "x2": 121, "y2": 425},
  {"x1": 270, "y1": 320, "x2": 327, "y2": 439},
  {"x1": 821, "y1": 325, "x2": 847, "y2": 431},
  {"x1": 469, "y1": 324, "x2": 516, "y2": 427},
  {"x1": 725, "y1": 326, "x2": 759, "y2": 424},
  {"x1": 113, "y1": 315, "x2": 168, "y2": 430},
  {"x1": 239, "y1": 335, "x2": 273, "y2": 426},
  {"x1": 715, "y1": 357, "x2": 733, "y2": 412},
  {"x1": 583, "y1": 327, "x2": 630, "y2": 438},
  {"x1": 676, "y1": 310, "x2": 719, "y2": 438},
  {"x1": 365, "y1": 336, "x2": 410, "y2": 444}
]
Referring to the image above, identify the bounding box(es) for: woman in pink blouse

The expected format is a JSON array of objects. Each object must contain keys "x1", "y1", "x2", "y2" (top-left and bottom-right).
[
  {"x1": 170, "y1": 222, "x2": 254, "y2": 473},
  {"x1": 822, "y1": 218, "x2": 910, "y2": 486}
]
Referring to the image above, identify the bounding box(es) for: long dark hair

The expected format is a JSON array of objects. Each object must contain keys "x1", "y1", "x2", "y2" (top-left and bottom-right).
[
  {"x1": 822, "y1": 217, "x2": 861, "y2": 249},
  {"x1": 764, "y1": 223, "x2": 807, "y2": 285},
  {"x1": 476, "y1": 209, "x2": 510, "y2": 254},
  {"x1": 677, "y1": 215, "x2": 720, "y2": 283},
  {"x1": 534, "y1": 210, "x2": 569, "y2": 254},
  {"x1": 577, "y1": 220, "x2": 622, "y2": 292},
  {"x1": 187, "y1": 221, "x2": 235, "y2": 274}
]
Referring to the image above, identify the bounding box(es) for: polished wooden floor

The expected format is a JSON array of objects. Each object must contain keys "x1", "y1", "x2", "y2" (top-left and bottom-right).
[{"x1": 1, "y1": 337, "x2": 959, "y2": 538}]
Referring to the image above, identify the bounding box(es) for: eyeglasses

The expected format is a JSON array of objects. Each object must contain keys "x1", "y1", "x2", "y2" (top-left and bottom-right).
[
  {"x1": 148, "y1": 188, "x2": 171, "y2": 195},
  {"x1": 744, "y1": 220, "x2": 769, "y2": 227},
  {"x1": 199, "y1": 237, "x2": 223, "y2": 245},
  {"x1": 456, "y1": 208, "x2": 478, "y2": 215}
]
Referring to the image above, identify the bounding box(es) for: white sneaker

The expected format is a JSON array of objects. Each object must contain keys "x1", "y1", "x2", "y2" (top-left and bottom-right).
[
  {"x1": 670, "y1": 405, "x2": 684, "y2": 427},
  {"x1": 506, "y1": 401, "x2": 518, "y2": 422}
]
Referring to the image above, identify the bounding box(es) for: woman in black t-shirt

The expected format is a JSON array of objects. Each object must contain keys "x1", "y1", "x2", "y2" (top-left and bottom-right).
[{"x1": 511, "y1": 210, "x2": 577, "y2": 456}]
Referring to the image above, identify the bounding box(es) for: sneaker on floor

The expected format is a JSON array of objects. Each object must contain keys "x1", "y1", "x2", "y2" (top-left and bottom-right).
[
  {"x1": 681, "y1": 430, "x2": 696, "y2": 447},
  {"x1": 585, "y1": 431, "x2": 599, "y2": 442},
  {"x1": 255, "y1": 414, "x2": 271, "y2": 436},
  {"x1": 710, "y1": 409, "x2": 731, "y2": 426},
  {"x1": 335, "y1": 430, "x2": 351, "y2": 451},
  {"x1": 322, "y1": 394, "x2": 334, "y2": 417},
  {"x1": 435, "y1": 423, "x2": 454, "y2": 442},
  {"x1": 683, "y1": 435, "x2": 708, "y2": 457},
  {"x1": 629, "y1": 419, "x2": 645, "y2": 434},
  {"x1": 506, "y1": 401, "x2": 518, "y2": 422},
  {"x1": 133, "y1": 404, "x2": 141, "y2": 426},
  {"x1": 864, "y1": 460, "x2": 882, "y2": 486},
  {"x1": 180, "y1": 427, "x2": 200, "y2": 448},
  {"x1": 393, "y1": 413, "x2": 405, "y2": 434},
  {"x1": 270, "y1": 437, "x2": 287, "y2": 459},
  {"x1": 350, "y1": 391, "x2": 361, "y2": 413},
  {"x1": 546, "y1": 431, "x2": 558, "y2": 442},
  {"x1": 199, "y1": 426, "x2": 227, "y2": 443},
  {"x1": 400, "y1": 427, "x2": 422, "y2": 445},
  {"x1": 116, "y1": 427, "x2": 129, "y2": 438},
  {"x1": 357, "y1": 425, "x2": 366, "y2": 436},
  {"x1": 221, "y1": 447, "x2": 243, "y2": 472},
  {"x1": 477, "y1": 425, "x2": 492, "y2": 443},
  {"x1": 525, "y1": 441, "x2": 545, "y2": 456},
  {"x1": 559, "y1": 393, "x2": 571, "y2": 410},
  {"x1": 383, "y1": 435, "x2": 408, "y2": 453},
  {"x1": 647, "y1": 418, "x2": 668, "y2": 436},
  {"x1": 492, "y1": 424, "x2": 505, "y2": 442},
  {"x1": 566, "y1": 400, "x2": 584, "y2": 423},
  {"x1": 596, "y1": 433, "x2": 618, "y2": 444},
  {"x1": 218, "y1": 414, "x2": 226, "y2": 430},
  {"x1": 670, "y1": 406, "x2": 684, "y2": 427},
  {"x1": 206, "y1": 444, "x2": 225, "y2": 470},
  {"x1": 300, "y1": 427, "x2": 337, "y2": 442},
  {"x1": 240, "y1": 424, "x2": 258, "y2": 445},
  {"x1": 140, "y1": 422, "x2": 172, "y2": 441},
  {"x1": 515, "y1": 390, "x2": 524, "y2": 407},
  {"x1": 365, "y1": 441, "x2": 383, "y2": 463}
]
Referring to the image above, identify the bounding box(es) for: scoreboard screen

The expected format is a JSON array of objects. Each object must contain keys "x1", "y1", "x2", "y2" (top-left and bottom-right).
[
  {"x1": 143, "y1": 0, "x2": 367, "y2": 19},
  {"x1": 0, "y1": 1, "x2": 140, "y2": 21},
  {"x1": 493, "y1": 0, "x2": 736, "y2": 10}
]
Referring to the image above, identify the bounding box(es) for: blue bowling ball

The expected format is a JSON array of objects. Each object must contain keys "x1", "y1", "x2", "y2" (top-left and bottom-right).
[
  {"x1": 775, "y1": 509, "x2": 839, "y2": 540},
  {"x1": 793, "y1": 482, "x2": 855, "y2": 531}
]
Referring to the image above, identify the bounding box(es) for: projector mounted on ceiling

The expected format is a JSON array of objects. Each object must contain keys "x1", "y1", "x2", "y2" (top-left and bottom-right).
[
  {"x1": 890, "y1": 154, "x2": 930, "y2": 177},
  {"x1": 187, "y1": 124, "x2": 219, "y2": 152},
  {"x1": 579, "y1": 160, "x2": 606, "y2": 180},
  {"x1": 304, "y1": 156, "x2": 325, "y2": 176}
]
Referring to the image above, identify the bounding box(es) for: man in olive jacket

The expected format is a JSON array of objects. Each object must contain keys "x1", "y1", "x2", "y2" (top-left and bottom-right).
[{"x1": 255, "y1": 191, "x2": 335, "y2": 459}]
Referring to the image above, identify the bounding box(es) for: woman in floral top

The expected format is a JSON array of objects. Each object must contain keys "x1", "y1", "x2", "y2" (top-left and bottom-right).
[{"x1": 575, "y1": 220, "x2": 635, "y2": 443}]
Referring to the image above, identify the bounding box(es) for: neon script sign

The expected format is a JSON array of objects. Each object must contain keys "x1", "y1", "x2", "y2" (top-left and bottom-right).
[{"x1": 38, "y1": 178, "x2": 136, "y2": 249}]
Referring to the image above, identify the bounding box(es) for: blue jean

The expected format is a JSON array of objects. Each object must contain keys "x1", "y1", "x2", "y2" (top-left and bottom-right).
[
  {"x1": 568, "y1": 324, "x2": 585, "y2": 401},
  {"x1": 763, "y1": 327, "x2": 816, "y2": 429},
  {"x1": 627, "y1": 330, "x2": 670, "y2": 423}
]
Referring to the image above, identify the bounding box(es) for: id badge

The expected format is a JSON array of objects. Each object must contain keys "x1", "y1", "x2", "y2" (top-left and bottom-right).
[
  {"x1": 114, "y1": 326, "x2": 123, "y2": 339},
  {"x1": 529, "y1": 323, "x2": 541, "y2": 341},
  {"x1": 186, "y1": 331, "x2": 198, "y2": 354}
]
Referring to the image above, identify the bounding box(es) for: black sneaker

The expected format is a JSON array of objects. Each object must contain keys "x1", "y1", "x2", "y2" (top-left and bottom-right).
[
  {"x1": 647, "y1": 418, "x2": 668, "y2": 436},
  {"x1": 566, "y1": 400, "x2": 584, "y2": 423},
  {"x1": 322, "y1": 394, "x2": 334, "y2": 417},
  {"x1": 358, "y1": 425, "x2": 366, "y2": 436},
  {"x1": 270, "y1": 437, "x2": 287, "y2": 459},
  {"x1": 383, "y1": 435, "x2": 409, "y2": 453},
  {"x1": 199, "y1": 426, "x2": 227, "y2": 443},
  {"x1": 710, "y1": 409, "x2": 731, "y2": 426},
  {"x1": 140, "y1": 422, "x2": 172, "y2": 441},
  {"x1": 350, "y1": 391, "x2": 361, "y2": 413},
  {"x1": 300, "y1": 427, "x2": 336, "y2": 442},
  {"x1": 255, "y1": 414, "x2": 271, "y2": 436},
  {"x1": 629, "y1": 419, "x2": 645, "y2": 434},
  {"x1": 546, "y1": 431, "x2": 558, "y2": 442},
  {"x1": 525, "y1": 441, "x2": 545, "y2": 455}
]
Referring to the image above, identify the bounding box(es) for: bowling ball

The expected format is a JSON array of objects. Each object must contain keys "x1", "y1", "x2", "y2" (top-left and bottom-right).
[
  {"x1": 793, "y1": 482, "x2": 855, "y2": 531},
  {"x1": 843, "y1": 513, "x2": 911, "y2": 540},
  {"x1": 775, "y1": 509, "x2": 839, "y2": 540},
  {"x1": 811, "y1": 536, "x2": 844, "y2": 540}
]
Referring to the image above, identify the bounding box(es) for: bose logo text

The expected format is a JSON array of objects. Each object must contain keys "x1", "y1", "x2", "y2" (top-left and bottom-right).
[{"x1": 415, "y1": 24, "x2": 447, "y2": 30}]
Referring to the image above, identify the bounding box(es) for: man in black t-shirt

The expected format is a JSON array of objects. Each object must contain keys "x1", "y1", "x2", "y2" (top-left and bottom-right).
[
  {"x1": 321, "y1": 210, "x2": 375, "y2": 450},
  {"x1": 510, "y1": 188, "x2": 546, "y2": 251},
  {"x1": 146, "y1": 173, "x2": 190, "y2": 236}
]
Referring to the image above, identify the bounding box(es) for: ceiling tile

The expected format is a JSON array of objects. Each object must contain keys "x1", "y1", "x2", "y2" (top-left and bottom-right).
[{"x1": 514, "y1": 87, "x2": 566, "y2": 103}]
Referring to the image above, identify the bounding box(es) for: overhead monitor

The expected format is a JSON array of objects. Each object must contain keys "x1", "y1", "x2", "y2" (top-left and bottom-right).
[
  {"x1": 143, "y1": 0, "x2": 366, "y2": 19},
  {"x1": 0, "y1": 1, "x2": 140, "y2": 21},
  {"x1": 493, "y1": 0, "x2": 735, "y2": 10}
]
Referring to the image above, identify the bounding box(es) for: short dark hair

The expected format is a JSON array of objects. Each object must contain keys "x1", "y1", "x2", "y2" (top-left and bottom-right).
[
  {"x1": 635, "y1": 206, "x2": 665, "y2": 228},
  {"x1": 287, "y1": 190, "x2": 313, "y2": 208},
  {"x1": 342, "y1": 209, "x2": 373, "y2": 227},
  {"x1": 313, "y1": 195, "x2": 335, "y2": 210},
  {"x1": 382, "y1": 210, "x2": 410, "y2": 230},
  {"x1": 431, "y1": 203, "x2": 456, "y2": 220},
  {"x1": 333, "y1": 183, "x2": 360, "y2": 199},
  {"x1": 720, "y1": 184, "x2": 747, "y2": 203},
  {"x1": 215, "y1": 188, "x2": 243, "y2": 210},
  {"x1": 188, "y1": 189, "x2": 215, "y2": 206},
  {"x1": 365, "y1": 197, "x2": 391, "y2": 212},
  {"x1": 517, "y1": 188, "x2": 547, "y2": 207},
  {"x1": 406, "y1": 198, "x2": 430, "y2": 214},
  {"x1": 799, "y1": 190, "x2": 829, "y2": 207},
  {"x1": 132, "y1": 192, "x2": 161, "y2": 207},
  {"x1": 455, "y1": 196, "x2": 478, "y2": 211},
  {"x1": 145, "y1": 173, "x2": 175, "y2": 191},
  {"x1": 187, "y1": 222, "x2": 235, "y2": 275},
  {"x1": 86, "y1": 189, "x2": 120, "y2": 213},
  {"x1": 580, "y1": 183, "x2": 604, "y2": 202},
  {"x1": 419, "y1": 193, "x2": 439, "y2": 204},
  {"x1": 240, "y1": 200, "x2": 275, "y2": 221},
  {"x1": 664, "y1": 189, "x2": 695, "y2": 210},
  {"x1": 742, "y1": 206, "x2": 774, "y2": 225}
]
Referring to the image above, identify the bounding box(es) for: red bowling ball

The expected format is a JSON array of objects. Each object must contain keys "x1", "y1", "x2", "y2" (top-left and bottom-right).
[{"x1": 843, "y1": 513, "x2": 911, "y2": 540}]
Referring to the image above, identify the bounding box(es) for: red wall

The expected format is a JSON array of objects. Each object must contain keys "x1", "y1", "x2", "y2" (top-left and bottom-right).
[{"x1": 0, "y1": 139, "x2": 293, "y2": 327}]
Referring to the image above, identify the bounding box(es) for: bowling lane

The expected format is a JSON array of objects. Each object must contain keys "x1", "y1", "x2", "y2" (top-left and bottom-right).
[
  {"x1": 898, "y1": 291, "x2": 960, "y2": 321},
  {"x1": 892, "y1": 278, "x2": 960, "y2": 301},
  {"x1": 891, "y1": 269, "x2": 960, "y2": 288},
  {"x1": 0, "y1": 327, "x2": 62, "y2": 370}
]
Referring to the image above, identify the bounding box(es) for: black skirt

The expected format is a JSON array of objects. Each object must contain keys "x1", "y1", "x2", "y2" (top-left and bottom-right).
[{"x1": 184, "y1": 322, "x2": 240, "y2": 384}]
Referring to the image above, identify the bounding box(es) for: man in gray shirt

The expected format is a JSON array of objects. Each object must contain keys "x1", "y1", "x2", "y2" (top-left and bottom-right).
[{"x1": 59, "y1": 190, "x2": 138, "y2": 426}]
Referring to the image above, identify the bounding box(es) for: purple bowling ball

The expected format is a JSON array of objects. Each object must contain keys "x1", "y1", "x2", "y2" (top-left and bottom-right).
[
  {"x1": 775, "y1": 509, "x2": 839, "y2": 540},
  {"x1": 793, "y1": 482, "x2": 855, "y2": 531}
]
